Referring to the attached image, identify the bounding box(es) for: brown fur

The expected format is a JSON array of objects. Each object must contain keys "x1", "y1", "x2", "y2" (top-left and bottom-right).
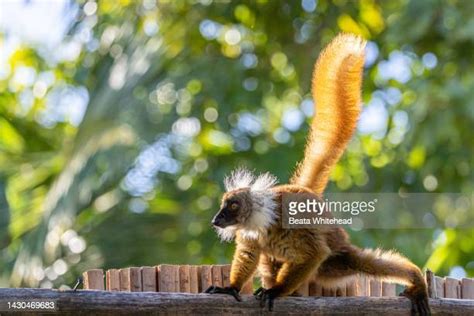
[
  {"x1": 228, "y1": 185, "x2": 428, "y2": 300},
  {"x1": 291, "y1": 34, "x2": 366, "y2": 194},
  {"x1": 211, "y1": 34, "x2": 430, "y2": 314}
]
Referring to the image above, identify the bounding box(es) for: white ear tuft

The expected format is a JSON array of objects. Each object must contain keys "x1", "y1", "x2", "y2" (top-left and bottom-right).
[
  {"x1": 224, "y1": 167, "x2": 255, "y2": 192},
  {"x1": 224, "y1": 168, "x2": 278, "y2": 192},
  {"x1": 251, "y1": 172, "x2": 278, "y2": 192}
]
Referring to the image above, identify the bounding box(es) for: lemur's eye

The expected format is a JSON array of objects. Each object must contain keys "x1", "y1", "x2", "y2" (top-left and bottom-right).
[{"x1": 230, "y1": 202, "x2": 239, "y2": 210}]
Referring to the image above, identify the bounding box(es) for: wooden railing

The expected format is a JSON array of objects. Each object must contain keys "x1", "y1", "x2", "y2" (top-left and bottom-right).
[
  {"x1": 82, "y1": 264, "x2": 474, "y2": 300},
  {"x1": 4, "y1": 265, "x2": 473, "y2": 315},
  {"x1": 2, "y1": 288, "x2": 474, "y2": 315}
]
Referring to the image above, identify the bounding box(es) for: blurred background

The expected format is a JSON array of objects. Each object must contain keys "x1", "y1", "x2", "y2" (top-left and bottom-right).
[{"x1": 0, "y1": 0, "x2": 472, "y2": 289}]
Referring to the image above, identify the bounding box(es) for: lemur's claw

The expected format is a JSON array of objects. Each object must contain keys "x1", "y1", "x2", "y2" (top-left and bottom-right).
[
  {"x1": 254, "y1": 287, "x2": 281, "y2": 311},
  {"x1": 204, "y1": 286, "x2": 242, "y2": 302},
  {"x1": 399, "y1": 289, "x2": 431, "y2": 316},
  {"x1": 253, "y1": 287, "x2": 264, "y2": 299}
]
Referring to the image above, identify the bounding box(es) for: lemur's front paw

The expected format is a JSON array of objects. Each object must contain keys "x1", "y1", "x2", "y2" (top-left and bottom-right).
[
  {"x1": 253, "y1": 287, "x2": 264, "y2": 299},
  {"x1": 399, "y1": 288, "x2": 431, "y2": 316},
  {"x1": 204, "y1": 286, "x2": 242, "y2": 302},
  {"x1": 254, "y1": 287, "x2": 282, "y2": 311}
]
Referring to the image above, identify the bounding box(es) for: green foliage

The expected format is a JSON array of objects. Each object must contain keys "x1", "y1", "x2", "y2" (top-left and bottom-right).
[{"x1": 0, "y1": 0, "x2": 472, "y2": 288}]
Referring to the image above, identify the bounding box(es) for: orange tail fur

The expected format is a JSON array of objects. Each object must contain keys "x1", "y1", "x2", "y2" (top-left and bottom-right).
[{"x1": 291, "y1": 34, "x2": 366, "y2": 194}]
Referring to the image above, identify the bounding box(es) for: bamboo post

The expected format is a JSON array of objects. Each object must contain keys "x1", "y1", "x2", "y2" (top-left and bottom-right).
[{"x1": 83, "y1": 269, "x2": 104, "y2": 290}]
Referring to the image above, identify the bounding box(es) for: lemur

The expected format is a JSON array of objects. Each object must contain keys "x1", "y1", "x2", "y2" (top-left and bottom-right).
[{"x1": 205, "y1": 34, "x2": 430, "y2": 315}]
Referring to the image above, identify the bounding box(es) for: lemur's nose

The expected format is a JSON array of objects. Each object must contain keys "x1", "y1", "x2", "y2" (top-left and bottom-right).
[{"x1": 212, "y1": 212, "x2": 224, "y2": 227}]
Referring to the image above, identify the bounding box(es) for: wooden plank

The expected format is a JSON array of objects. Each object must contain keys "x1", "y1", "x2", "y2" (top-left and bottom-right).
[
  {"x1": 309, "y1": 279, "x2": 323, "y2": 296},
  {"x1": 200, "y1": 265, "x2": 212, "y2": 292},
  {"x1": 382, "y1": 282, "x2": 396, "y2": 297},
  {"x1": 346, "y1": 282, "x2": 357, "y2": 296},
  {"x1": 4, "y1": 288, "x2": 474, "y2": 314},
  {"x1": 336, "y1": 287, "x2": 346, "y2": 297},
  {"x1": 118, "y1": 268, "x2": 141, "y2": 292},
  {"x1": 174, "y1": 265, "x2": 180, "y2": 293},
  {"x1": 156, "y1": 266, "x2": 160, "y2": 292},
  {"x1": 435, "y1": 276, "x2": 445, "y2": 298},
  {"x1": 141, "y1": 267, "x2": 157, "y2": 292},
  {"x1": 179, "y1": 265, "x2": 191, "y2": 293},
  {"x1": 129, "y1": 267, "x2": 142, "y2": 292},
  {"x1": 189, "y1": 265, "x2": 199, "y2": 293},
  {"x1": 445, "y1": 277, "x2": 460, "y2": 299},
  {"x1": 426, "y1": 270, "x2": 435, "y2": 298},
  {"x1": 83, "y1": 269, "x2": 104, "y2": 290},
  {"x1": 196, "y1": 266, "x2": 202, "y2": 292},
  {"x1": 106, "y1": 269, "x2": 120, "y2": 291},
  {"x1": 296, "y1": 279, "x2": 309, "y2": 296},
  {"x1": 322, "y1": 287, "x2": 336, "y2": 297},
  {"x1": 211, "y1": 265, "x2": 223, "y2": 287},
  {"x1": 369, "y1": 279, "x2": 382, "y2": 297},
  {"x1": 461, "y1": 278, "x2": 474, "y2": 299},
  {"x1": 357, "y1": 275, "x2": 369, "y2": 296},
  {"x1": 119, "y1": 268, "x2": 130, "y2": 291},
  {"x1": 322, "y1": 287, "x2": 329, "y2": 297},
  {"x1": 221, "y1": 265, "x2": 231, "y2": 287},
  {"x1": 159, "y1": 265, "x2": 178, "y2": 292}
]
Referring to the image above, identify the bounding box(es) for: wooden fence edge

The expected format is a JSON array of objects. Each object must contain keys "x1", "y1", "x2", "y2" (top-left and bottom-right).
[{"x1": 1, "y1": 289, "x2": 473, "y2": 315}]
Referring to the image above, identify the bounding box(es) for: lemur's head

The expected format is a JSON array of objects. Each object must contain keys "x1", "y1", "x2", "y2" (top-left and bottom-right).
[
  {"x1": 211, "y1": 168, "x2": 278, "y2": 241},
  {"x1": 212, "y1": 188, "x2": 252, "y2": 228}
]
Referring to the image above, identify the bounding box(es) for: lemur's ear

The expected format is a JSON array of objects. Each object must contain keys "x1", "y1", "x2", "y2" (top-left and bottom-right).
[
  {"x1": 224, "y1": 168, "x2": 255, "y2": 192},
  {"x1": 251, "y1": 173, "x2": 278, "y2": 192},
  {"x1": 224, "y1": 168, "x2": 278, "y2": 192}
]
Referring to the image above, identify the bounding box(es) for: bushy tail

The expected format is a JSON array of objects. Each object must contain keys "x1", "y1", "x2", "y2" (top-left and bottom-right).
[{"x1": 291, "y1": 34, "x2": 366, "y2": 194}]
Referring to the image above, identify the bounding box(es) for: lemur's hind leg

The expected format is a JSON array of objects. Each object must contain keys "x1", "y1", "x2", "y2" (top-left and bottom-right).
[{"x1": 316, "y1": 247, "x2": 431, "y2": 316}]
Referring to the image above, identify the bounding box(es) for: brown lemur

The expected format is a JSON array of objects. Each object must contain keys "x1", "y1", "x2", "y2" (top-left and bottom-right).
[{"x1": 205, "y1": 34, "x2": 430, "y2": 315}]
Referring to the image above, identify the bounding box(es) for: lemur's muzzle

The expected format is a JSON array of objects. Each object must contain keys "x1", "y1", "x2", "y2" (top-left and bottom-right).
[
  {"x1": 211, "y1": 211, "x2": 226, "y2": 228},
  {"x1": 211, "y1": 207, "x2": 237, "y2": 228}
]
